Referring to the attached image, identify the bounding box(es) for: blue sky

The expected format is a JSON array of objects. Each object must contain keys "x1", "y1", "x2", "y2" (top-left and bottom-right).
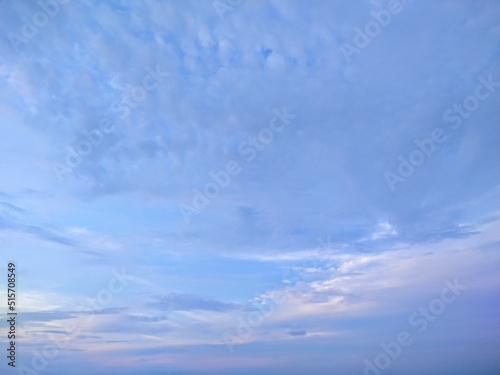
[{"x1": 0, "y1": 0, "x2": 499, "y2": 374}]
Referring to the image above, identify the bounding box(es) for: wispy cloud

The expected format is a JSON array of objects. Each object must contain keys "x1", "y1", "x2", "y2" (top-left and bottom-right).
[
  {"x1": 150, "y1": 293, "x2": 240, "y2": 312},
  {"x1": 0, "y1": 0, "x2": 499, "y2": 374}
]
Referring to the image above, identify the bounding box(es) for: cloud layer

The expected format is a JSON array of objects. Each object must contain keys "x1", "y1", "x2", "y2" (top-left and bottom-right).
[{"x1": 0, "y1": 0, "x2": 499, "y2": 374}]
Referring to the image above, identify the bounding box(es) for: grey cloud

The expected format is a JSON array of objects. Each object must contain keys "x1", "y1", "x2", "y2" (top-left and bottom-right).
[
  {"x1": 150, "y1": 293, "x2": 239, "y2": 312},
  {"x1": 0, "y1": 201, "x2": 24, "y2": 213},
  {"x1": 401, "y1": 223, "x2": 480, "y2": 243},
  {"x1": 289, "y1": 330, "x2": 307, "y2": 336},
  {"x1": 18, "y1": 307, "x2": 126, "y2": 323},
  {"x1": 126, "y1": 314, "x2": 169, "y2": 323},
  {"x1": 18, "y1": 311, "x2": 76, "y2": 322},
  {"x1": 26, "y1": 225, "x2": 76, "y2": 246}
]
